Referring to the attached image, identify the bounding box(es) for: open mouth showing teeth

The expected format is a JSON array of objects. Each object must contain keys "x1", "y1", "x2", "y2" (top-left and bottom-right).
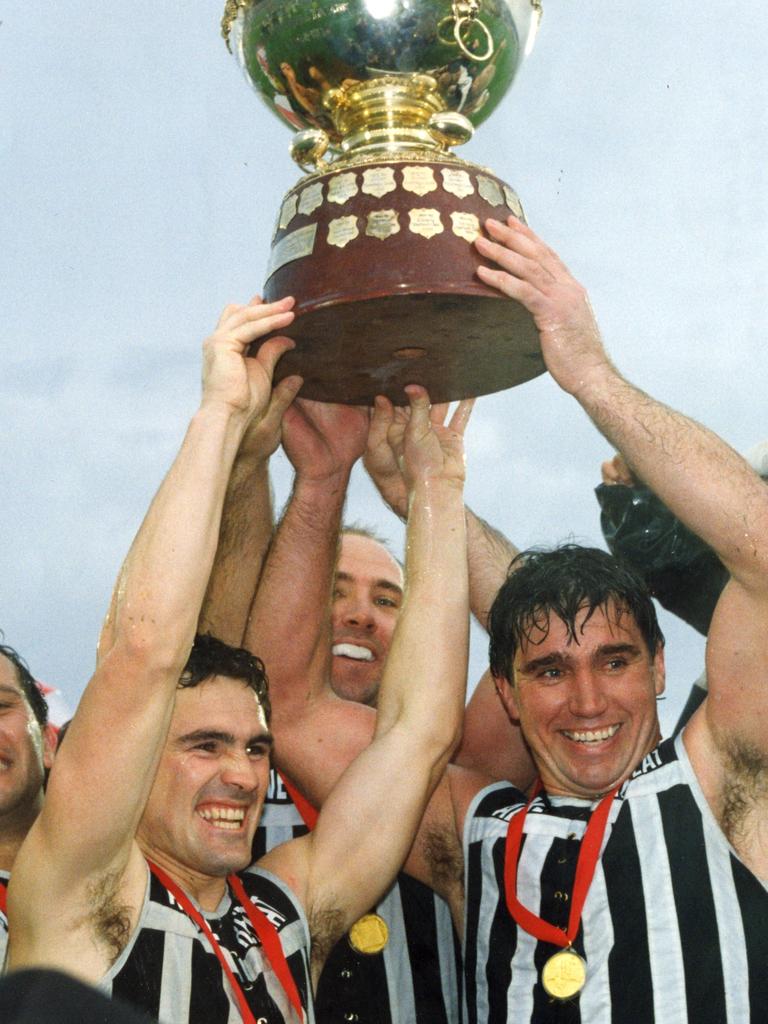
[
  {"x1": 197, "y1": 807, "x2": 246, "y2": 831},
  {"x1": 563, "y1": 724, "x2": 620, "y2": 744},
  {"x1": 332, "y1": 643, "x2": 374, "y2": 662}
]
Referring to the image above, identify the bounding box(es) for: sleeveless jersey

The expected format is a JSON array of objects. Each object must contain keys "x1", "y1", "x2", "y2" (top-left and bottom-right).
[
  {"x1": 252, "y1": 768, "x2": 463, "y2": 1024},
  {"x1": 101, "y1": 862, "x2": 314, "y2": 1024},
  {"x1": 0, "y1": 869, "x2": 9, "y2": 968},
  {"x1": 464, "y1": 734, "x2": 768, "y2": 1024}
]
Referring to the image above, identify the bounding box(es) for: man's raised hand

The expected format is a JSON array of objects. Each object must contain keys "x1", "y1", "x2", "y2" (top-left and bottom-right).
[
  {"x1": 282, "y1": 399, "x2": 370, "y2": 483},
  {"x1": 381, "y1": 386, "x2": 473, "y2": 496},
  {"x1": 202, "y1": 296, "x2": 300, "y2": 421},
  {"x1": 474, "y1": 217, "x2": 613, "y2": 398}
]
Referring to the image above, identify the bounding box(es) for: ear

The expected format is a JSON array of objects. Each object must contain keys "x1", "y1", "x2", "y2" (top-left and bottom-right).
[
  {"x1": 652, "y1": 645, "x2": 666, "y2": 698},
  {"x1": 42, "y1": 723, "x2": 58, "y2": 770},
  {"x1": 494, "y1": 674, "x2": 520, "y2": 724}
]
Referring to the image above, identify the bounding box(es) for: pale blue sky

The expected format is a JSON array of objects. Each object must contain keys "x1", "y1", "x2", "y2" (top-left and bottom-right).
[{"x1": 2, "y1": 2, "x2": 766, "y2": 733}]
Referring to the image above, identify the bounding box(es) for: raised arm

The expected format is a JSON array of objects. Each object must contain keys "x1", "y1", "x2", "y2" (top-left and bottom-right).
[
  {"x1": 243, "y1": 401, "x2": 369, "y2": 704},
  {"x1": 10, "y1": 299, "x2": 298, "y2": 959},
  {"x1": 198, "y1": 361, "x2": 303, "y2": 644},
  {"x1": 261, "y1": 388, "x2": 473, "y2": 971},
  {"x1": 365, "y1": 397, "x2": 535, "y2": 786},
  {"x1": 475, "y1": 216, "x2": 768, "y2": 802}
]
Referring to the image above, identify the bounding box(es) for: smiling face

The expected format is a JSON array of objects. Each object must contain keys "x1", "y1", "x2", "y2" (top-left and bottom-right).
[
  {"x1": 497, "y1": 603, "x2": 665, "y2": 799},
  {"x1": 0, "y1": 655, "x2": 54, "y2": 857},
  {"x1": 330, "y1": 533, "x2": 404, "y2": 706},
  {"x1": 137, "y1": 675, "x2": 272, "y2": 884}
]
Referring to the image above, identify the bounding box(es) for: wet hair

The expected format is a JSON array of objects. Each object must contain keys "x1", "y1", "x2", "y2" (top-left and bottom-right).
[
  {"x1": 0, "y1": 640, "x2": 49, "y2": 729},
  {"x1": 488, "y1": 544, "x2": 665, "y2": 682},
  {"x1": 178, "y1": 634, "x2": 271, "y2": 723}
]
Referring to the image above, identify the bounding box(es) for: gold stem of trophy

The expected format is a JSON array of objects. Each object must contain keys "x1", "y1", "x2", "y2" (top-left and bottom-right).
[{"x1": 292, "y1": 76, "x2": 475, "y2": 169}]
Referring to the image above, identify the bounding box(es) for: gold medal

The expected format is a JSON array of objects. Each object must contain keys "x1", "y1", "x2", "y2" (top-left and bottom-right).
[
  {"x1": 541, "y1": 948, "x2": 586, "y2": 1001},
  {"x1": 347, "y1": 913, "x2": 389, "y2": 955}
]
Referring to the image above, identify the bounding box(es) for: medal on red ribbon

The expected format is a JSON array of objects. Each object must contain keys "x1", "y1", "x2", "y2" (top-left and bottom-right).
[{"x1": 503, "y1": 782, "x2": 618, "y2": 1001}]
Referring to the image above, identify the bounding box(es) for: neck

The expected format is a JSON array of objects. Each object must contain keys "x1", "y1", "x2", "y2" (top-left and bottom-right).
[{"x1": 138, "y1": 841, "x2": 228, "y2": 912}]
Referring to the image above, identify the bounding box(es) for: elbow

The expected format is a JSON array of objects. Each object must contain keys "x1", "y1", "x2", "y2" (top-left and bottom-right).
[{"x1": 106, "y1": 624, "x2": 193, "y2": 682}]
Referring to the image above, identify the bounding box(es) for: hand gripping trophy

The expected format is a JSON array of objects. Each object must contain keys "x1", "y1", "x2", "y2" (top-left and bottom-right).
[{"x1": 222, "y1": 0, "x2": 544, "y2": 404}]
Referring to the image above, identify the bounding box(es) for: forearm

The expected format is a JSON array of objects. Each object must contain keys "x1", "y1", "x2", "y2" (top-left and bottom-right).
[
  {"x1": 466, "y1": 506, "x2": 518, "y2": 628},
  {"x1": 198, "y1": 455, "x2": 273, "y2": 645},
  {"x1": 575, "y1": 366, "x2": 768, "y2": 585},
  {"x1": 375, "y1": 477, "x2": 468, "y2": 752},
  {"x1": 114, "y1": 402, "x2": 248, "y2": 667},
  {"x1": 244, "y1": 466, "x2": 351, "y2": 697}
]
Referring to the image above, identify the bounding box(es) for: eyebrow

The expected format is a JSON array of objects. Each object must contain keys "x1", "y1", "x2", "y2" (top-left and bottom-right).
[
  {"x1": 176, "y1": 729, "x2": 274, "y2": 748},
  {"x1": 0, "y1": 684, "x2": 24, "y2": 701},
  {"x1": 335, "y1": 572, "x2": 404, "y2": 597},
  {"x1": 520, "y1": 643, "x2": 642, "y2": 675}
]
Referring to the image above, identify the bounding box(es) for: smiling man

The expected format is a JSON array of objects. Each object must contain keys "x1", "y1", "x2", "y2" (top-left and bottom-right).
[
  {"x1": 0, "y1": 643, "x2": 55, "y2": 963},
  {"x1": 254, "y1": 219, "x2": 768, "y2": 1023},
  {"x1": 6, "y1": 299, "x2": 472, "y2": 1024},
  {"x1": 328, "y1": 528, "x2": 403, "y2": 707}
]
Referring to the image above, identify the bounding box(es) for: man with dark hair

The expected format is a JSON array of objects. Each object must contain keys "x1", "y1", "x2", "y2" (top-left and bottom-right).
[
  {"x1": 252, "y1": 219, "x2": 768, "y2": 1022},
  {"x1": 7, "y1": 296, "x2": 472, "y2": 1024},
  {"x1": 0, "y1": 640, "x2": 56, "y2": 964}
]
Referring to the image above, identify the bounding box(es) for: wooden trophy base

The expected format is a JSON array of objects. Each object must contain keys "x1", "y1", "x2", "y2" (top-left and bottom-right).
[{"x1": 256, "y1": 156, "x2": 545, "y2": 405}]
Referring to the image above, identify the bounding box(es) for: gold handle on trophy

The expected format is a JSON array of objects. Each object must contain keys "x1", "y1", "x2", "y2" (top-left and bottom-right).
[
  {"x1": 427, "y1": 111, "x2": 474, "y2": 148},
  {"x1": 289, "y1": 128, "x2": 330, "y2": 172},
  {"x1": 437, "y1": 1, "x2": 494, "y2": 63}
]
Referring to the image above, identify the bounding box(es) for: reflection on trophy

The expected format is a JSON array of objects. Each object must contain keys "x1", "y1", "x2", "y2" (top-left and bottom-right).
[{"x1": 222, "y1": 0, "x2": 544, "y2": 404}]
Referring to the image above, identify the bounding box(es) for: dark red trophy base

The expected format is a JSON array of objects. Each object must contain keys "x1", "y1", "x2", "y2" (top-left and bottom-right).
[{"x1": 255, "y1": 159, "x2": 545, "y2": 406}]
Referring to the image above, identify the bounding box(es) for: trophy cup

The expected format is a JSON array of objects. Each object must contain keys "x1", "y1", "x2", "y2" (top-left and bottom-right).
[{"x1": 222, "y1": 0, "x2": 544, "y2": 404}]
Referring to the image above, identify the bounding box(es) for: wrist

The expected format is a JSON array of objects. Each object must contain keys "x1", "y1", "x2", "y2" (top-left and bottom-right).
[
  {"x1": 407, "y1": 475, "x2": 465, "y2": 508},
  {"x1": 294, "y1": 464, "x2": 353, "y2": 493}
]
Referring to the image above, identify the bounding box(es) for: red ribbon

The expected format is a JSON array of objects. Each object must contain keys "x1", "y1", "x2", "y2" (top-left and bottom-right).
[
  {"x1": 278, "y1": 772, "x2": 319, "y2": 830},
  {"x1": 148, "y1": 860, "x2": 305, "y2": 1023},
  {"x1": 0, "y1": 879, "x2": 6, "y2": 916},
  {"x1": 504, "y1": 782, "x2": 618, "y2": 949}
]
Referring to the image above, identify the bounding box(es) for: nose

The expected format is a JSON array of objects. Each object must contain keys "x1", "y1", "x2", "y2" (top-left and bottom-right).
[
  {"x1": 338, "y1": 594, "x2": 376, "y2": 632},
  {"x1": 567, "y1": 670, "x2": 609, "y2": 719},
  {"x1": 219, "y1": 750, "x2": 260, "y2": 792}
]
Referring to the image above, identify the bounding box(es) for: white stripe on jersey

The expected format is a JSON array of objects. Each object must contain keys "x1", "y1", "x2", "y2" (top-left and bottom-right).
[{"x1": 630, "y1": 788, "x2": 688, "y2": 1024}]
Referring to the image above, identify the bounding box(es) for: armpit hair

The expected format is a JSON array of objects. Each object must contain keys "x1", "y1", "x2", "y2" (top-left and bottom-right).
[
  {"x1": 720, "y1": 736, "x2": 768, "y2": 848},
  {"x1": 422, "y1": 825, "x2": 464, "y2": 897},
  {"x1": 308, "y1": 901, "x2": 347, "y2": 974},
  {"x1": 84, "y1": 871, "x2": 133, "y2": 965}
]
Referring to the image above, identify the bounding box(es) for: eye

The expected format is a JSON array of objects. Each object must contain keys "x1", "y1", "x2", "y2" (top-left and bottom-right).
[
  {"x1": 247, "y1": 744, "x2": 270, "y2": 759},
  {"x1": 193, "y1": 741, "x2": 218, "y2": 754},
  {"x1": 605, "y1": 658, "x2": 627, "y2": 671},
  {"x1": 375, "y1": 595, "x2": 399, "y2": 608},
  {"x1": 538, "y1": 667, "x2": 563, "y2": 682}
]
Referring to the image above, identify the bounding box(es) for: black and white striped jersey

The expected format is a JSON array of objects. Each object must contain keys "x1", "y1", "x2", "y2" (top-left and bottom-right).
[
  {"x1": 0, "y1": 869, "x2": 8, "y2": 968},
  {"x1": 464, "y1": 734, "x2": 768, "y2": 1024},
  {"x1": 101, "y1": 861, "x2": 314, "y2": 1024},
  {"x1": 252, "y1": 769, "x2": 463, "y2": 1024}
]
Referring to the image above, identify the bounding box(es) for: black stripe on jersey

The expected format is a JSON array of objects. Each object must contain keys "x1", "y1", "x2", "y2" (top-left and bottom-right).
[
  {"x1": 314, "y1": 924, "x2": 391, "y2": 1024},
  {"x1": 485, "y1": 836, "x2": 518, "y2": 1024},
  {"x1": 531, "y1": 834, "x2": 582, "y2": 1024},
  {"x1": 188, "y1": 935, "x2": 232, "y2": 1024},
  {"x1": 731, "y1": 853, "x2": 768, "y2": 1022},
  {"x1": 601, "y1": 801, "x2": 654, "y2": 1024},
  {"x1": 659, "y1": 783, "x2": 726, "y2": 1022},
  {"x1": 400, "y1": 873, "x2": 451, "y2": 1024},
  {"x1": 110, "y1": 925, "x2": 164, "y2": 1020}
]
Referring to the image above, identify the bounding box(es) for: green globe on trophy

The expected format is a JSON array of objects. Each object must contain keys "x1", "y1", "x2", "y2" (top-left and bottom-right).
[{"x1": 222, "y1": 0, "x2": 544, "y2": 404}]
